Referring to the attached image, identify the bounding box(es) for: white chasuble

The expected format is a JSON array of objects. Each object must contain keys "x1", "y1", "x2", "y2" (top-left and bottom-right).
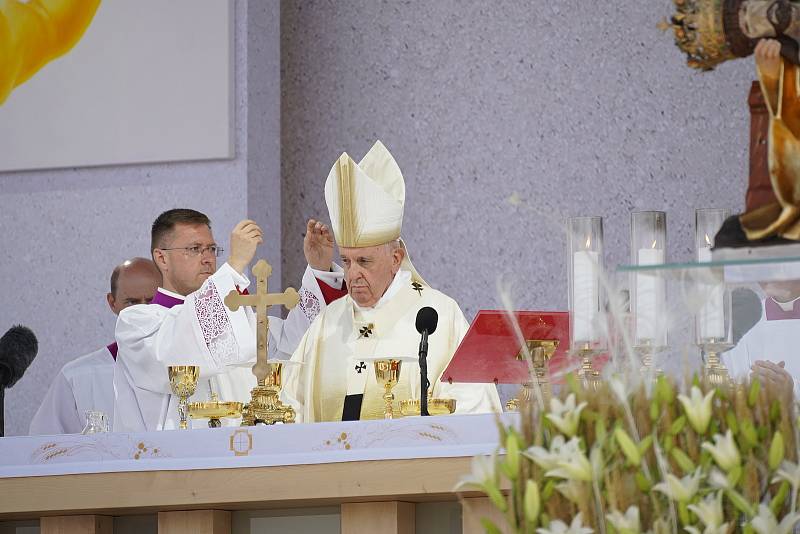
[
  {"x1": 282, "y1": 270, "x2": 502, "y2": 423},
  {"x1": 29, "y1": 345, "x2": 116, "y2": 435},
  {"x1": 723, "y1": 297, "x2": 800, "y2": 397},
  {"x1": 113, "y1": 263, "x2": 333, "y2": 432}
]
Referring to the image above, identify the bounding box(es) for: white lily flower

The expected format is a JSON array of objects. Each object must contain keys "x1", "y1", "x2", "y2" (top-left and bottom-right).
[
  {"x1": 524, "y1": 435, "x2": 566, "y2": 471},
  {"x1": 750, "y1": 503, "x2": 800, "y2": 534},
  {"x1": 454, "y1": 451, "x2": 497, "y2": 491},
  {"x1": 707, "y1": 468, "x2": 732, "y2": 491},
  {"x1": 701, "y1": 430, "x2": 740, "y2": 472},
  {"x1": 545, "y1": 437, "x2": 593, "y2": 482},
  {"x1": 606, "y1": 505, "x2": 641, "y2": 534},
  {"x1": 652, "y1": 469, "x2": 702, "y2": 502},
  {"x1": 535, "y1": 512, "x2": 594, "y2": 534},
  {"x1": 555, "y1": 480, "x2": 583, "y2": 503},
  {"x1": 772, "y1": 460, "x2": 800, "y2": 488},
  {"x1": 546, "y1": 393, "x2": 588, "y2": 437},
  {"x1": 687, "y1": 491, "x2": 726, "y2": 531},
  {"x1": 677, "y1": 386, "x2": 714, "y2": 435}
]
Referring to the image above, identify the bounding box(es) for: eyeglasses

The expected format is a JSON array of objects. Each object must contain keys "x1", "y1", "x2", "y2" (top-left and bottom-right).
[{"x1": 159, "y1": 245, "x2": 224, "y2": 257}]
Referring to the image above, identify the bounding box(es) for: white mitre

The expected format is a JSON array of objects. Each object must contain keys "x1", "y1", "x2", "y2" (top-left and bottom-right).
[{"x1": 324, "y1": 140, "x2": 428, "y2": 286}]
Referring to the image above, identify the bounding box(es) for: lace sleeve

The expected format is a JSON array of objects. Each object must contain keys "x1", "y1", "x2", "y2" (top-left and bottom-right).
[
  {"x1": 298, "y1": 287, "x2": 322, "y2": 323},
  {"x1": 195, "y1": 281, "x2": 240, "y2": 367}
]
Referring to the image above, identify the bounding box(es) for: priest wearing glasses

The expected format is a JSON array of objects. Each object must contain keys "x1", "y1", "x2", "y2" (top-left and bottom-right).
[{"x1": 113, "y1": 209, "x2": 345, "y2": 431}]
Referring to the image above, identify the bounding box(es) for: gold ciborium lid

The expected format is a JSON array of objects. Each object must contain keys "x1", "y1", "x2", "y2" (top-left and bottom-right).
[{"x1": 399, "y1": 397, "x2": 456, "y2": 417}]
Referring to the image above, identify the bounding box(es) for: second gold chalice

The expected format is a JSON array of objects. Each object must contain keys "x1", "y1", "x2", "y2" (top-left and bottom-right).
[{"x1": 168, "y1": 365, "x2": 199, "y2": 430}]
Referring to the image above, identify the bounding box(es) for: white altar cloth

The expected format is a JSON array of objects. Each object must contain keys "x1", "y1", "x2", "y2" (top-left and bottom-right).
[{"x1": 0, "y1": 413, "x2": 512, "y2": 478}]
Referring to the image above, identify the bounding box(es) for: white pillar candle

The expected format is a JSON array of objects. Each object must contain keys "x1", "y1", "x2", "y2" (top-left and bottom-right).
[
  {"x1": 697, "y1": 247, "x2": 725, "y2": 340},
  {"x1": 573, "y1": 250, "x2": 599, "y2": 343},
  {"x1": 636, "y1": 248, "x2": 665, "y2": 342}
]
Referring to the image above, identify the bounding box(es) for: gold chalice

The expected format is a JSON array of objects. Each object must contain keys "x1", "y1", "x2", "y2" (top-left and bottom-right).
[
  {"x1": 373, "y1": 359, "x2": 403, "y2": 419},
  {"x1": 168, "y1": 365, "x2": 199, "y2": 430}
]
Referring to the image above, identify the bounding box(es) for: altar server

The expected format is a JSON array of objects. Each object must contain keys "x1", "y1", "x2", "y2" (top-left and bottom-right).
[
  {"x1": 113, "y1": 210, "x2": 344, "y2": 431},
  {"x1": 30, "y1": 258, "x2": 160, "y2": 435}
]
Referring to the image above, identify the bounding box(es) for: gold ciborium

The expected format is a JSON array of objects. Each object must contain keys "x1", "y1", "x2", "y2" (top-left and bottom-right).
[
  {"x1": 373, "y1": 359, "x2": 403, "y2": 419},
  {"x1": 168, "y1": 365, "x2": 199, "y2": 430},
  {"x1": 241, "y1": 361, "x2": 296, "y2": 425}
]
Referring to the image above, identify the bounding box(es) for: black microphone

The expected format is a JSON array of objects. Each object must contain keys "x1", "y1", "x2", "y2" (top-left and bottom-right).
[
  {"x1": 0, "y1": 325, "x2": 38, "y2": 438},
  {"x1": 0, "y1": 325, "x2": 38, "y2": 389},
  {"x1": 415, "y1": 307, "x2": 438, "y2": 416}
]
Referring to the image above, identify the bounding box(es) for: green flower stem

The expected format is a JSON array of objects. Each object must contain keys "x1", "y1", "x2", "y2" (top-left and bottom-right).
[
  {"x1": 592, "y1": 478, "x2": 607, "y2": 534},
  {"x1": 678, "y1": 501, "x2": 690, "y2": 525}
]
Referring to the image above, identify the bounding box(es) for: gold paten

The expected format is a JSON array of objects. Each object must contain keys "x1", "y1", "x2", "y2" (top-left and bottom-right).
[
  {"x1": 224, "y1": 259, "x2": 300, "y2": 425},
  {"x1": 188, "y1": 392, "x2": 243, "y2": 428},
  {"x1": 399, "y1": 396, "x2": 456, "y2": 417},
  {"x1": 168, "y1": 365, "x2": 199, "y2": 430},
  {"x1": 506, "y1": 341, "x2": 557, "y2": 411}
]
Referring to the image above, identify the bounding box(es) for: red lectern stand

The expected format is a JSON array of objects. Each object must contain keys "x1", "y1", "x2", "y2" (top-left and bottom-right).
[{"x1": 441, "y1": 310, "x2": 572, "y2": 386}]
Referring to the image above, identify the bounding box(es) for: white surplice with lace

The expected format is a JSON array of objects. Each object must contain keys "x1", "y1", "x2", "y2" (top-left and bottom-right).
[{"x1": 113, "y1": 262, "x2": 341, "y2": 432}]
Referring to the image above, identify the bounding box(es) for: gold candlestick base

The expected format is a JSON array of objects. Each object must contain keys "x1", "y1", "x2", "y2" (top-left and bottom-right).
[
  {"x1": 635, "y1": 342, "x2": 665, "y2": 377},
  {"x1": 703, "y1": 350, "x2": 731, "y2": 388},
  {"x1": 575, "y1": 345, "x2": 602, "y2": 391},
  {"x1": 241, "y1": 362, "x2": 295, "y2": 425},
  {"x1": 168, "y1": 365, "x2": 200, "y2": 430},
  {"x1": 506, "y1": 343, "x2": 555, "y2": 411}
]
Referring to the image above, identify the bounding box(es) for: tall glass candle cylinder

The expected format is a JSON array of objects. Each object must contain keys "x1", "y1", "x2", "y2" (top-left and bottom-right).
[
  {"x1": 568, "y1": 216, "x2": 604, "y2": 349},
  {"x1": 695, "y1": 208, "x2": 731, "y2": 343},
  {"x1": 630, "y1": 211, "x2": 667, "y2": 347}
]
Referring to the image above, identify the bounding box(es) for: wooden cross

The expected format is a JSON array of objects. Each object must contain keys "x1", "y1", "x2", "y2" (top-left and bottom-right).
[{"x1": 224, "y1": 259, "x2": 300, "y2": 385}]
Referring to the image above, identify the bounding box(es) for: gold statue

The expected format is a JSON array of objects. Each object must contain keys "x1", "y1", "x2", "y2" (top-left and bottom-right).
[
  {"x1": 664, "y1": 0, "x2": 800, "y2": 242},
  {"x1": 224, "y1": 259, "x2": 300, "y2": 425}
]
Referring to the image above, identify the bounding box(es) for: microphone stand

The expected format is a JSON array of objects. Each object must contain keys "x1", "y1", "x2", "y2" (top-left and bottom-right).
[{"x1": 419, "y1": 329, "x2": 430, "y2": 416}]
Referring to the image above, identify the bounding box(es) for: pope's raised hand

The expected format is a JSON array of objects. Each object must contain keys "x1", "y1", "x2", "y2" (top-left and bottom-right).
[
  {"x1": 228, "y1": 220, "x2": 263, "y2": 275},
  {"x1": 304, "y1": 219, "x2": 334, "y2": 271}
]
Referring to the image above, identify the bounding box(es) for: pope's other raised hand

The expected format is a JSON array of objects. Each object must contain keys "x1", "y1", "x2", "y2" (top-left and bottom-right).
[{"x1": 304, "y1": 219, "x2": 334, "y2": 271}]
